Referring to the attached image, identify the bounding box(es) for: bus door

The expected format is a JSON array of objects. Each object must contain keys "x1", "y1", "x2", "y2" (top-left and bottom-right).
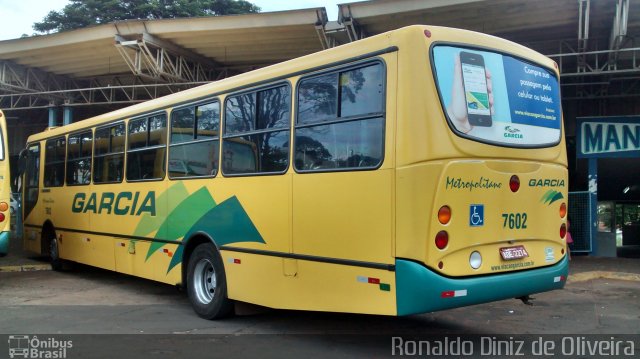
[{"x1": 22, "y1": 144, "x2": 41, "y2": 253}]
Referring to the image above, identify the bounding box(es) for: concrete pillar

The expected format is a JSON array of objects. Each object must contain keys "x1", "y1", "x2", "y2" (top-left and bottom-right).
[{"x1": 63, "y1": 106, "x2": 73, "y2": 125}]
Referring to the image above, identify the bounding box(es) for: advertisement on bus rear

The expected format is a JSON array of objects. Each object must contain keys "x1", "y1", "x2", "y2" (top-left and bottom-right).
[{"x1": 432, "y1": 45, "x2": 562, "y2": 147}]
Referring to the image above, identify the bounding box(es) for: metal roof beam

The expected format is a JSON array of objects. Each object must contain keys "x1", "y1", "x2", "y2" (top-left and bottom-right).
[
  {"x1": 0, "y1": 60, "x2": 70, "y2": 101},
  {"x1": 0, "y1": 78, "x2": 207, "y2": 110},
  {"x1": 115, "y1": 32, "x2": 218, "y2": 83},
  {"x1": 548, "y1": 46, "x2": 640, "y2": 76}
]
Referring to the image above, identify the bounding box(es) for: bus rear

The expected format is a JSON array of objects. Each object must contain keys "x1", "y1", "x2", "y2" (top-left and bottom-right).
[
  {"x1": 0, "y1": 110, "x2": 10, "y2": 256},
  {"x1": 393, "y1": 26, "x2": 568, "y2": 315}
]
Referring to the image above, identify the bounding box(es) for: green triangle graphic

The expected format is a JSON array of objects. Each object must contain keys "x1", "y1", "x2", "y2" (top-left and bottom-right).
[
  {"x1": 182, "y1": 195, "x2": 265, "y2": 248},
  {"x1": 145, "y1": 186, "x2": 216, "y2": 260}
]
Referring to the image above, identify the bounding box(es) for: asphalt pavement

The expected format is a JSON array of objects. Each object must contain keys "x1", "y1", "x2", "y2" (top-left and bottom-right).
[{"x1": 1, "y1": 227, "x2": 639, "y2": 358}]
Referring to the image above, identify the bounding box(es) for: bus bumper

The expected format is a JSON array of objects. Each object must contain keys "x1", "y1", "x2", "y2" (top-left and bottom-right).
[
  {"x1": 395, "y1": 255, "x2": 569, "y2": 315},
  {"x1": 0, "y1": 231, "x2": 9, "y2": 255}
]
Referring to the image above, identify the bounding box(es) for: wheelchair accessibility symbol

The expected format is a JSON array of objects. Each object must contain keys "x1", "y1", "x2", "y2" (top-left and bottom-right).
[{"x1": 470, "y1": 204, "x2": 484, "y2": 227}]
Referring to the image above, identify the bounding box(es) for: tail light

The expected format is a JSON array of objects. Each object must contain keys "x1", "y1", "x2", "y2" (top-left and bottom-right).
[
  {"x1": 559, "y1": 202, "x2": 567, "y2": 218},
  {"x1": 0, "y1": 202, "x2": 7, "y2": 212},
  {"x1": 435, "y1": 231, "x2": 449, "y2": 249},
  {"x1": 0, "y1": 213, "x2": 4, "y2": 222},
  {"x1": 560, "y1": 223, "x2": 567, "y2": 238}
]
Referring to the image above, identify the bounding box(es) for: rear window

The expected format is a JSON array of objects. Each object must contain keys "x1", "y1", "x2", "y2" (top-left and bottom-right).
[{"x1": 432, "y1": 45, "x2": 562, "y2": 147}]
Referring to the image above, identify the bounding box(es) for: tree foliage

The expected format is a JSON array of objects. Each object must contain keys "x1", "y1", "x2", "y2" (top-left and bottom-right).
[{"x1": 33, "y1": 0, "x2": 260, "y2": 34}]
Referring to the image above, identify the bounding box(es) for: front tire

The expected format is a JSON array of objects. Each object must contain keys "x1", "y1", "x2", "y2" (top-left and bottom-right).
[
  {"x1": 187, "y1": 243, "x2": 234, "y2": 319},
  {"x1": 49, "y1": 234, "x2": 64, "y2": 271}
]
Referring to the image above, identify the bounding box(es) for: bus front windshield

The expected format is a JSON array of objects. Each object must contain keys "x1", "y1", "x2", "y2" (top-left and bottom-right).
[{"x1": 432, "y1": 45, "x2": 562, "y2": 148}]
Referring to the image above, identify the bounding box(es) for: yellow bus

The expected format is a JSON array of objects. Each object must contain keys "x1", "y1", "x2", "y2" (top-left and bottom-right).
[
  {"x1": 20, "y1": 25, "x2": 569, "y2": 319},
  {"x1": 0, "y1": 110, "x2": 11, "y2": 256}
]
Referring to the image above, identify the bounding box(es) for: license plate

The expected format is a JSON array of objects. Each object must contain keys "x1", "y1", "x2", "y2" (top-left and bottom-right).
[{"x1": 499, "y1": 245, "x2": 529, "y2": 260}]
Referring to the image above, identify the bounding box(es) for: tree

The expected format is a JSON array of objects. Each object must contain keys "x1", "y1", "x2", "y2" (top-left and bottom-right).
[{"x1": 33, "y1": 0, "x2": 260, "y2": 34}]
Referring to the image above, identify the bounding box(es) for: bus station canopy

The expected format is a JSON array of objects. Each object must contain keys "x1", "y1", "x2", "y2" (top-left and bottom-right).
[{"x1": 1, "y1": 0, "x2": 639, "y2": 110}]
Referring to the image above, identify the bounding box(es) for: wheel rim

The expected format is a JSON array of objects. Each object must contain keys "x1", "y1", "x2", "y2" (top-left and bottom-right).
[{"x1": 193, "y1": 258, "x2": 216, "y2": 304}]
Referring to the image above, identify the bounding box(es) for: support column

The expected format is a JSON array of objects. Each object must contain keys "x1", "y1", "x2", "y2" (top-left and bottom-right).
[
  {"x1": 63, "y1": 106, "x2": 73, "y2": 125},
  {"x1": 48, "y1": 106, "x2": 57, "y2": 127},
  {"x1": 588, "y1": 158, "x2": 598, "y2": 254}
]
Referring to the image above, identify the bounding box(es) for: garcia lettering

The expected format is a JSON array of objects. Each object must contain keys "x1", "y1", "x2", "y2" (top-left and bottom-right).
[
  {"x1": 72, "y1": 191, "x2": 156, "y2": 216},
  {"x1": 528, "y1": 179, "x2": 565, "y2": 187}
]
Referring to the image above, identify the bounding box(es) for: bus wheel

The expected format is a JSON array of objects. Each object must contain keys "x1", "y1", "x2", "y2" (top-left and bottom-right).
[
  {"x1": 187, "y1": 243, "x2": 233, "y2": 319},
  {"x1": 49, "y1": 235, "x2": 64, "y2": 271}
]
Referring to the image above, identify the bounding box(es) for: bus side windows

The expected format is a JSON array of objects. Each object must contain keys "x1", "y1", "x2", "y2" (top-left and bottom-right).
[
  {"x1": 222, "y1": 84, "x2": 291, "y2": 175},
  {"x1": 169, "y1": 102, "x2": 220, "y2": 178},
  {"x1": 94, "y1": 123, "x2": 125, "y2": 184},
  {"x1": 295, "y1": 62, "x2": 385, "y2": 172},
  {"x1": 127, "y1": 114, "x2": 167, "y2": 181},
  {"x1": 66, "y1": 131, "x2": 92, "y2": 185},
  {"x1": 43, "y1": 136, "x2": 66, "y2": 187}
]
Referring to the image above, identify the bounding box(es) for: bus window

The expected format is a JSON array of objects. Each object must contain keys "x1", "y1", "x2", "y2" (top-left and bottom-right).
[
  {"x1": 127, "y1": 114, "x2": 167, "y2": 181},
  {"x1": 295, "y1": 62, "x2": 385, "y2": 171},
  {"x1": 169, "y1": 102, "x2": 220, "y2": 178},
  {"x1": 66, "y1": 131, "x2": 92, "y2": 185},
  {"x1": 43, "y1": 137, "x2": 66, "y2": 187},
  {"x1": 222, "y1": 84, "x2": 290, "y2": 175},
  {"x1": 94, "y1": 123, "x2": 125, "y2": 184}
]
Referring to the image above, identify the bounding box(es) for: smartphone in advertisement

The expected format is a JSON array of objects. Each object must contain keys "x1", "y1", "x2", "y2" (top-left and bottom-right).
[{"x1": 459, "y1": 51, "x2": 492, "y2": 127}]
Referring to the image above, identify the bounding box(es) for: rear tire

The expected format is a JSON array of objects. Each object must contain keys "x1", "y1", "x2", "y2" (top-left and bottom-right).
[{"x1": 187, "y1": 243, "x2": 234, "y2": 319}]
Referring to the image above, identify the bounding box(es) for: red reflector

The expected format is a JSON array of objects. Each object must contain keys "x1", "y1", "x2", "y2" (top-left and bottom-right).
[
  {"x1": 560, "y1": 276, "x2": 566, "y2": 281},
  {"x1": 163, "y1": 248, "x2": 168, "y2": 253},
  {"x1": 368, "y1": 277, "x2": 380, "y2": 284},
  {"x1": 0, "y1": 213, "x2": 4, "y2": 222},
  {"x1": 509, "y1": 175, "x2": 520, "y2": 192},
  {"x1": 560, "y1": 223, "x2": 567, "y2": 238},
  {"x1": 438, "y1": 261, "x2": 444, "y2": 269},
  {"x1": 435, "y1": 231, "x2": 448, "y2": 249},
  {"x1": 441, "y1": 291, "x2": 455, "y2": 298},
  {"x1": 234, "y1": 259, "x2": 241, "y2": 264},
  {"x1": 424, "y1": 29, "x2": 432, "y2": 38}
]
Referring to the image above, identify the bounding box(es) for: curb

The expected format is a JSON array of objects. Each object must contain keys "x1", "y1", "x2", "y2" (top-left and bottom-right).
[
  {"x1": 0, "y1": 264, "x2": 51, "y2": 272},
  {"x1": 568, "y1": 271, "x2": 640, "y2": 283}
]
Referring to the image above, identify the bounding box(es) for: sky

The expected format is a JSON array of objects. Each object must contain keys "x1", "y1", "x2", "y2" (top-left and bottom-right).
[{"x1": 0, "y1": 0, "x2": 364, "y2": 41}]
